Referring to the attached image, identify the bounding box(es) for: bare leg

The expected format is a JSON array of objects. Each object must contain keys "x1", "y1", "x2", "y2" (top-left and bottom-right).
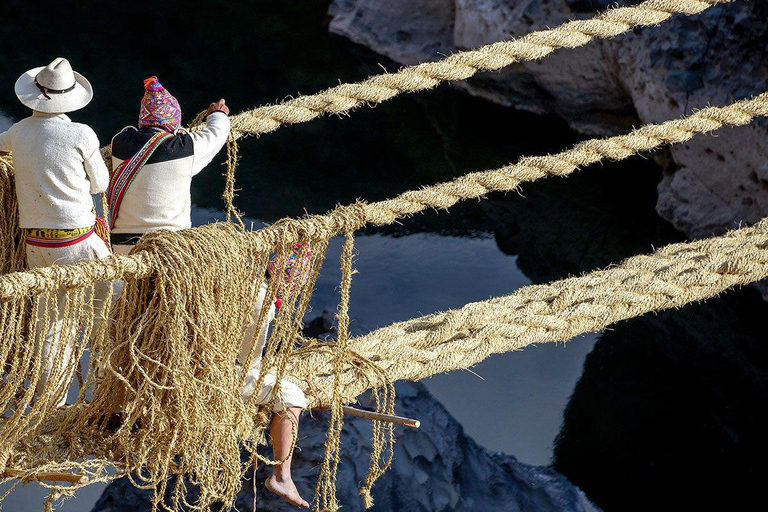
[{"x1": 264, "y1": 407, "x2": 309, "y2": 508}]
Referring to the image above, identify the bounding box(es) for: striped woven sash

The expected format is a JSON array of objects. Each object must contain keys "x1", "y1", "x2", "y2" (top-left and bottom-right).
[
  {"x1": 107, "y1": 131, "x2": 173, "y2": 229},
  {"x1": 25, "y1": 225, "x2": 95, "y2": 248}
]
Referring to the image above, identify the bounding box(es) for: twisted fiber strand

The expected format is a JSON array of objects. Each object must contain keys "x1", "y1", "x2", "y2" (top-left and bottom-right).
[
  {"x1": 0, "y1": 282, "x2": 115, "y2": 489},
  {"x1": 227, "y1": 0, "x2": 730, "y2": 138},
  {"x1": 68, "y1": 0, "x2": 726, "y2": 160},
  {"x1": 316, "y1": 233, "x2": 355, "y2": 512},
  {"x1": 2, "y1": 89, "x2": 765, "y2": 299},
  {"x1": 362, "y1": 91, "x2": 768, "y2": 225},
  {"x1": 0, "y1": 252, "x2": 154, "y2": 298},
  {"x1": 79, "y1": 223, "x2": 271, "y2": 512},
  {"x1": 78, "y1": 0, "x2": 726, "y2": 222},
  {"x1": 289, "y1": 218, "x2": 768, "y2": 406},
  {"x1": 4, "y1": 173, "x2": 768, "y2": 511}
]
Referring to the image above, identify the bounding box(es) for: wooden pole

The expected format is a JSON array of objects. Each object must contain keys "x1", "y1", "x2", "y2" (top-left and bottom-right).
[
  {"x1": 316, "y1": 405, "x2": 420, "y2": 428},
  {"x1": 1, "y1": 469, "x2": 89, "y2": 485}
]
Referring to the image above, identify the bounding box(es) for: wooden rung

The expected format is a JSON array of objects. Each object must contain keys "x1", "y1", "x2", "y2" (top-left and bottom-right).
[
  {"x1": 2, "y1": 469, "x2": 89, "y2": 485},
  {"x1": 316, "y1": 405, "x2": 420, "y2": 428}
]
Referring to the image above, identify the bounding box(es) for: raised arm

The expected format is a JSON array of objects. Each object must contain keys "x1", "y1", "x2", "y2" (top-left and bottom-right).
[
  {"x1": 190, "y1": 99, "x2": 231, "y2": 176},
  {"x1": 79, "y1": 127, "x2": 109, "y2": 194}
]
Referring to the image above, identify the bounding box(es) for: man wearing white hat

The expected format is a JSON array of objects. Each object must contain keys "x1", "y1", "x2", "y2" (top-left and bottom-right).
[
  {"x1": 0, "y1": 57, "x2": 111, "y2": 407},
  {"x1": 108, "y1": 76, "x2": 309, "y2": 508}
]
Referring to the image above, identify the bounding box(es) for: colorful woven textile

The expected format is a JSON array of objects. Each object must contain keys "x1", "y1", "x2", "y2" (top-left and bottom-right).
[
  {"x1": 25, "y1": 225, "x2": 95, "y2": 248},
  {"x1": 138, "y1": 76, "x2": 182, "y2": 132},
  {"x1": 107, "y1": 131, "x2": 174, "y2": 229}
]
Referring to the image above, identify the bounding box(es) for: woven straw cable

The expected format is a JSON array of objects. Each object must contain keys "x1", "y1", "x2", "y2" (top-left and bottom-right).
[
  {"x1": 286, "y1": 218, "x2": 768, "y2": 407},
  {"x1": 0, "y1": 2, "x2": 753, "y2": 508},
  {"x1": 224, "y1": 0, "x2": 730, "y2": 138}
]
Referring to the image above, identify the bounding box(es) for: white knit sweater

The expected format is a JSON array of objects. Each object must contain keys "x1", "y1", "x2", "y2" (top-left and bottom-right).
[
  {"x1": 109, "y1": 112, "x2": 230, "y2": 234},
  {"x1": 0, "y1": 112, "x2": 109, "y2": 228}
]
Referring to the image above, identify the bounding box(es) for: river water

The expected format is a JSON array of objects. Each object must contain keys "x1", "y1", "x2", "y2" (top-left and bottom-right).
[{"x1": 2, "y1": 1, "x2": 768, "y2": 511}]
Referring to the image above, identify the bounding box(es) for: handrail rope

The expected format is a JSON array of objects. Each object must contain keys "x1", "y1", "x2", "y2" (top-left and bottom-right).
[
  {"x1": 0, "y1": 89, "x2": 766, "y2": 299},
  {"x1": 225, "y1": 0, "x2": 731, "y2": 139},
  {"x1": 360, "y1": 91, "x2": 768, "y2": 225},
  {"x1": 292, "y1": 217, "x2": 768, "y2": 405}
]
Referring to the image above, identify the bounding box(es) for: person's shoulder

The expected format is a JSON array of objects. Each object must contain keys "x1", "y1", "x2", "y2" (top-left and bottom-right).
[
  {"x1": 111, "y1": 126, "x2": 143, "y2": 159},
  {"x1": 10, "y1": 115, "x2": 34, "y2": 130},
  {"x1": 69, "y1": 120, "x2": 100, "y2": 139},
  {"x1": 168, "y1": 128, "x2": 193, "y2": 145}
]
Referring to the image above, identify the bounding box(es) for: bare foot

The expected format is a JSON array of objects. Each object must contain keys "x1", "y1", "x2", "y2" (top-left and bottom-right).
[{"x1": 265, "y1": 473, "x2": 309, "y2": 508}]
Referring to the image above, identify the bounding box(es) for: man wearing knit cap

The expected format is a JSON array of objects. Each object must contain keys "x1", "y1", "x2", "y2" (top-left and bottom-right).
[
  {"x1": 108, "y1": 76, "x2": 231, "y2": 250},
  {"x1": 109, "y1": 77, "x2": 309, "y2": 508},
  {"x1": 0, "y1": 57, "x2": 111, "y2": 408}
]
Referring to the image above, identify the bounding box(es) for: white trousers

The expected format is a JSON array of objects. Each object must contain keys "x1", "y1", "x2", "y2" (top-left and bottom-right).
[
  {"x1": 26, "y1": 233, "x2": 112, "y2": 407},
  {"x1": 239, "y1": 367, "x2": 308, "y2": 412},
  {"x1": 238, "y1": 281, "x2": 307, "y2": 410}
]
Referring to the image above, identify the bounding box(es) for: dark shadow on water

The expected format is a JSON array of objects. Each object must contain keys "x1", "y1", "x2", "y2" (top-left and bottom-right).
[
  {"x1": 483, "y1": 156, "x2": 685, "y2": 284},
  {"x1": 554, "y1": 288, "x2": 768, "y2": 511}
]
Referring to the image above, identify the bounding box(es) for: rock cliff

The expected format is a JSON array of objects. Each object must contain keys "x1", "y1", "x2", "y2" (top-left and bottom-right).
[{"x1": 92, "y1": 382, "x2": 599, "y2": 512}]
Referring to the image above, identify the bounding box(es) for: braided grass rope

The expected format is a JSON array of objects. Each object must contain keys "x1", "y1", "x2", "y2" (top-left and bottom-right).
[
  {"x1": 1, "y1": 89, "x2": 767, "y2": 299},
  {"x1": 315, "y1": 233, "x2": 355, "y2": 512},
  {"x1": 361, "y1": 91, "x2": 768, "y2": 226},
  {"x1": 13, "y1": 0, "x2": 724, "y2": 166},
  {"x1": 0, "y1": 156, "x2": 25, "y2": 274},
  {"x1": 226, "y1": 0, "x2": 731, "y2": 138},
  {"x1": 287, "y1": 217, "x2": 768, "y2": 407}
]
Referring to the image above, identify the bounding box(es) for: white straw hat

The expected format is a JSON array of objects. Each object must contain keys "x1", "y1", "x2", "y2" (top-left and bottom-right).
[{"x1": 14, "y1": 57, "x2": 93, "y2": 113}]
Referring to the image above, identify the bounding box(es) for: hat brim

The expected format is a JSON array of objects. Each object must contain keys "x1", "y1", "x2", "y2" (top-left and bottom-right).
[{"x1": 14, "y1": 66, "x2": 93, "y2": 114}]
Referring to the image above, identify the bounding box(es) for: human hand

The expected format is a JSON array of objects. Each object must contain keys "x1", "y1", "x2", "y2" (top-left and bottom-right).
[{"x1": 207, "y1": 99, "x2": 229, "y2": 116}]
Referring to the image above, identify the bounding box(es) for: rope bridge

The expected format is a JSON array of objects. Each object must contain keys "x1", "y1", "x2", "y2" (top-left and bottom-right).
[
  {"x1": 0, "y1": 0, "x2": 758, "y2": 510},
  {"x1": 225, "y1": 0, "x2": 731, "y2": 138}
]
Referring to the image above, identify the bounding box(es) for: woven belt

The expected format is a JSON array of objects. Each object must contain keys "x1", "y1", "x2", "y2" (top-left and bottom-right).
[{"x1": 25, "y1": 225, "x2": 94, "y2": 248}]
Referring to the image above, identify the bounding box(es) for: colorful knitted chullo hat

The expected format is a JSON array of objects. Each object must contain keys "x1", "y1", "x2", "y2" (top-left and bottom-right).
[{"x1": 139, "y1": 76, "x2": 182, "y2": 131}]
